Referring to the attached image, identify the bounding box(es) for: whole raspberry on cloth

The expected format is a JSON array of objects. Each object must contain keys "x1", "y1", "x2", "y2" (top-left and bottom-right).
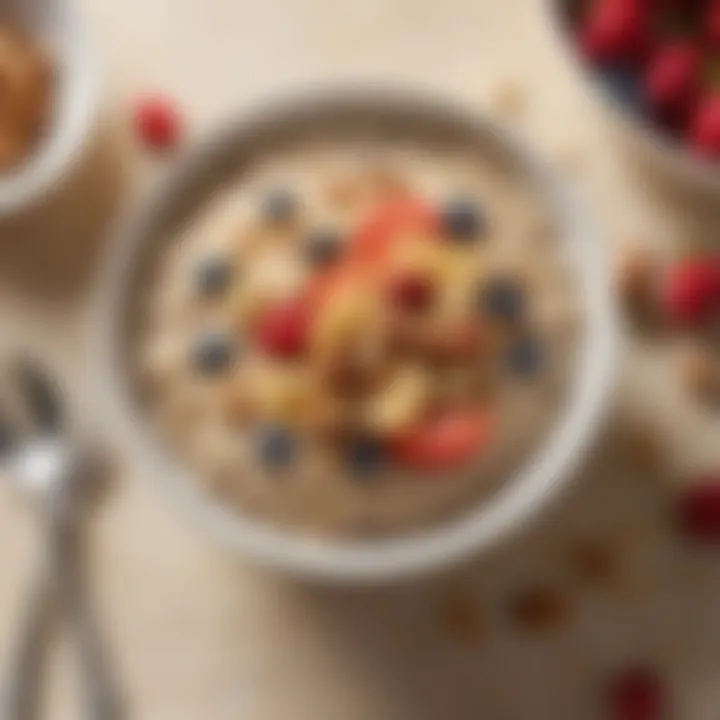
[{"x1": 133, "y1": 94, "x2": 185, "y2": 152}]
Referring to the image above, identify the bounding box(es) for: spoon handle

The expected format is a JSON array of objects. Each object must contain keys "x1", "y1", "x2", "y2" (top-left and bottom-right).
[
  {"x1": 52, "y1": 517, "x2": 125, "y2": 720},
  {"x1": 2, "y1": 544, "x2": 59, "y2": 720}
]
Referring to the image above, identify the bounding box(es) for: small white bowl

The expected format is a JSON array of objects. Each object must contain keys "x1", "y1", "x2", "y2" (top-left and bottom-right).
[
  {"x1": 0, "y1": 0, "x2": 100, "y2": 216},
  {"x1": 544, "y1": 0, "x2": 720, "y2": 198},
  {"x1": 92, "y1": 88, "x2": 617, "y2": 585}
]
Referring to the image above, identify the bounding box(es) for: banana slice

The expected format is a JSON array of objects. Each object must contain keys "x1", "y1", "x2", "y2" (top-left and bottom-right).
[{"x1": 365, "y1": 365, "x2": 431, "y2": 435}]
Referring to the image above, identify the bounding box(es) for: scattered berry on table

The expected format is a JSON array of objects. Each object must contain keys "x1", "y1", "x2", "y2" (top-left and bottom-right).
[
  {"x1": 388, "y1": 272, "x2": 436, "y2": 314},
  {"x1": 261, "y1": 188, "x2": 298, "y2": 225},
  {"x1": 255, "y1": 298, "x2": 311, "y2": 359},
  {"x1": 607, "y1": 667, "x2": 664, "y2": 720},
  {"x1": 480, "y1": 276, "x2": 526, "y2": 322},
  {"x1": 440, "y1": 198, "x2": 488, "y2": 243},
  {"x1": 194, "y1": 256, "x2": 233, "y2": 298},
  {"x1": 676, "y1": 476, "x2": 720, "y2": 541},
  {"x1": 192, "y1": 331, "x2": 235, "y2": 375},
  {"x1": 305, "y1": 228, "x2": 343, "y2": 268},
  {"x1": 257, "y1": 425, "x2": 297, "y2": 471},
  {"x1": 134, "y1": 95, "x2": 184, "y2": 152}
]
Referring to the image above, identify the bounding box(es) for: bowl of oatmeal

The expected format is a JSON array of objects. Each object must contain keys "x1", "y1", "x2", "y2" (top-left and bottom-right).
[
  {"x1": 0, "y1": 0, "x2": 99, "y2": 215},
  {"x1": 95, "y1": 88, "x2": 616, "y2": 582}
]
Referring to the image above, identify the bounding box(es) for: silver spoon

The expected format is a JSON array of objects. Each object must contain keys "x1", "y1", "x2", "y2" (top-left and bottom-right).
[{"x1": 0, "y1": 361, "x2": 124, "y2": 720}]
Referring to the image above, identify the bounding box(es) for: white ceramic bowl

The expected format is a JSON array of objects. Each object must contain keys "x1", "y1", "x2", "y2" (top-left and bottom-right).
[
  {"x1": 93, "y1": 88, "x2": 617, "y2": 584},
  {"x1": 0, "y1": 0, "x2": 100, "y2": 216},
  {"x1": 545, "y1": 0, "x2": 720, "y2": 198}
]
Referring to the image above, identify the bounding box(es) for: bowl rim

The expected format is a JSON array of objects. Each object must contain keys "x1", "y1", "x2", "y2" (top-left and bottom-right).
[
  {"x1": 0, "y1": 1, "x2": 102, "y2": 217},
  {"x1": 543, "y1": 0, "x2": 720, "y2": 196},
  {"x1": 90, "y1": 85, "x2": 618, "y2": 584}
]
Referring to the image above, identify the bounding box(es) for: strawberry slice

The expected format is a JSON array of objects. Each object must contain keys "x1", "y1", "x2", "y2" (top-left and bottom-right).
[
  {"x1": 349, "y1": 196, "x2": 438, "y2": 267},
  {"x1": 390, "y1": 408, "x2": 492, "y2": 474}
]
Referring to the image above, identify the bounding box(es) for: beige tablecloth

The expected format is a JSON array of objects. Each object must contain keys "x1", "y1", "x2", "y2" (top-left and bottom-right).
[{"x1": 1, "y1": 0, "x2": 720, "y2": 718}]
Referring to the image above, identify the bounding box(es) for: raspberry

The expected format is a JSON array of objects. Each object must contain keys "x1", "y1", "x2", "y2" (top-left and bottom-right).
[
  {"x1": 706, "y1": 0, "x2": 720, "y2": 50},
  {"x1": 580, "y1": 0, "x2": 649, "y2": 65},
  {"x1": 643, "y1": 42, "x2": 700, "y2": 123},
  {"x1": 676, "y1": 477, "x2": 720, "y2": 541},
  {"x1": 688, "y1": 93, "x2": 720, "y2": 160},
  {"x1": 255, "y1": 298, "x2": 311, "y2": 359},
  {"x1": 663, "y1": 256, "x2": 720, "y2": 327},
  {"x1": 388, "y1": 273, "x2": 436, "y2": 314},
  {"x1": 134, "y1": 95, "x2": 184, "y2": 151},
  {"x1": 608, "y1": 668, "x2": 664, "y2": 720}
]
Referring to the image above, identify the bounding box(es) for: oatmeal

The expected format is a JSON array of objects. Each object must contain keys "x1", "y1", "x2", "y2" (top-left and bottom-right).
[
  {"x1": 0, "y1": 24, "x2": 52, "y2": 172},
  {"x1": 135, "y1": 143, "x2": 580, "y2": 537}
]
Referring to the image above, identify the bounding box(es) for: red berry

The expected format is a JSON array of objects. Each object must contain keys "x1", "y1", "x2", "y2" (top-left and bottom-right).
[
  {"x1": 390, "y1": 408, "x2": 491, "y2": 473},
  {"x1": 706, "y1": 0, "x2": 720, "y2": 50},
  {"x1": 580, "y1": 0, "x2": 649, "y2": 65},
  {"x1": 676, "y1": 477, "x2": 720, "y2": 541},
  {"x1": 643, "y1": 42, "x2": 700, "y2": 122},
  {"x1": 134, "y1": 95, "x2": 184, "y2": 151},
  {"x1": 255, "y1": 298, "x2": 311, "y2": 359},
  {"x1": 688, "y1": 93, "x2": 720, "y2": 160},
  {"x1": 608, "y1": 668, "x2": 663, "y2": 720},
  {"x1": 388, "y1": 273, "x2": 435, "y2": 313},
  {"x1": 663, "y1": 256, "x2": 720, "y2": 327}
]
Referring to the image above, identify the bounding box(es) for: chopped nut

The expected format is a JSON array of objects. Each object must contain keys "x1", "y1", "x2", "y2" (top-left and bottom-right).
[
  {"x1": 680, "y1": 343, "x2": 720, "y2": 408},
  {"x1": 569, "y1": 539, "x2": 619, "y2": 587},
  {"x1": 507, "y1": 587, "x2": 571, "y2": 633},
  {"x1": 489, "y1": 79, "x2": 527, "y2": 118},
  {"x1": 619, "y1": 426, "x2": 663, "y2": 475},
  {"x1": 615, "y1": 246, "x2": 663, "y2": 329}
]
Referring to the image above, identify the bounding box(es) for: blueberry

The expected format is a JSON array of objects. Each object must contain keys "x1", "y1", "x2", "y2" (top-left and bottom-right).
[
  {"x1": 507, "y1": 336, "x2": 544, "y2": 378},
  {"x1": 481, "y1": 277, "x2": 526, "y2": 322},
  {"x1": 261, "y1": 189, "x2": 297, "y2": 224},
  {"x1": 194, "y1": 256, "x2": 232, "y2": 297},
  {"x1": 192, "y1": 331, "x2": 235, "y2": 375},
  {"x1": 346, "y1": 436, "x2": 385, "y2": 479},
  {"x1": 441, "y1": 198, "x2": 488, "y2": 243},
  {"x1": 305, "y1": 228, "x2": 343, "y2": 267},
  {"x1": 596, "y1": 66, "x2": 644, "y2": 117},
  {"x1": 257, "y1": 425, "x2": 296, "y2": 471}
]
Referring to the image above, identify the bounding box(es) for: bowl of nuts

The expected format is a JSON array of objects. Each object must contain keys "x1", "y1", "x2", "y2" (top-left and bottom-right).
[
  {"x1": 548, "y1": 0, "x2": 720, "y2": 196},
  {"x1": 94, "y1": 87, "x2": 616, "y2": 583},
  {"x1": 0, "y1": 0, "x2": 100, "y2": 215}
]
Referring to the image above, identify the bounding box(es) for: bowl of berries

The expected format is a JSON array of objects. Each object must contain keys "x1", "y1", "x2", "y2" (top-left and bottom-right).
[{"x1": 550, "y1": 0, "x2": 720, "y2": 196}]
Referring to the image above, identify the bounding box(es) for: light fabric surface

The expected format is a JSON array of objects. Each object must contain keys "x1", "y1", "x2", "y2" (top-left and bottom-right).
[{"x1": 1, "y1": 0, "x2": 720, "y2": 718}]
